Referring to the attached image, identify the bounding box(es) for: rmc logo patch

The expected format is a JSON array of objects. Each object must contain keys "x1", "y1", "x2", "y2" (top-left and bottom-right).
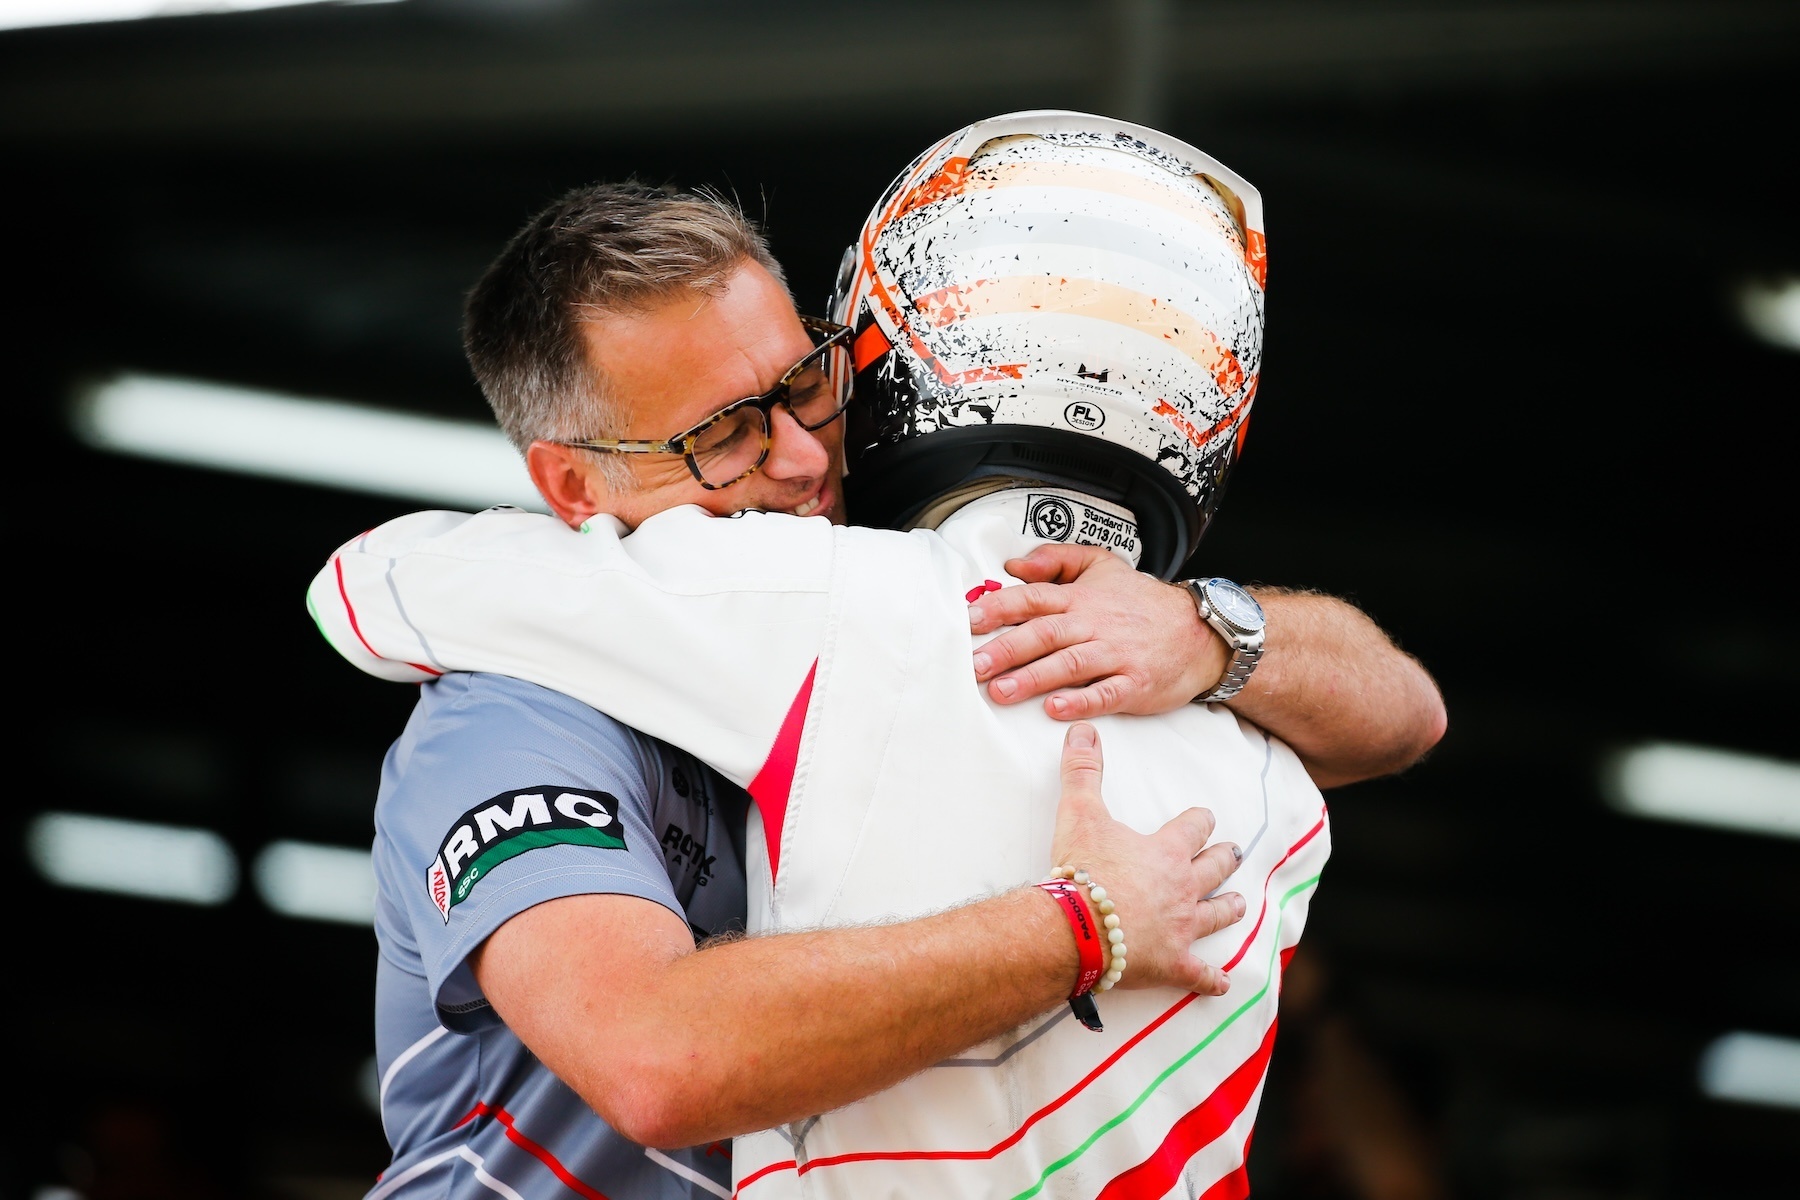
[{"x1": 427, "y1": 786, "x2": 625, "y2": 922}]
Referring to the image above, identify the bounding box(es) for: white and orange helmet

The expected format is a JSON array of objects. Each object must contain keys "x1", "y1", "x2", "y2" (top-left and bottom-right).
[{"x1": 833, "y1": 110, "x2": 1267, "y2": 578}]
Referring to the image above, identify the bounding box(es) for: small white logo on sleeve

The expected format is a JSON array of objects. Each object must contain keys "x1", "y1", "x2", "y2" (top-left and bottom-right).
[{"x1": 427, "y1": 860, "x2": 451, "y2": 922}]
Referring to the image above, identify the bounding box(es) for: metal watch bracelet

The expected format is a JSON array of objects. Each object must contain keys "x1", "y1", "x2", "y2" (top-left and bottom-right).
[
  {"x1": 1197, "y1": 640, "x2": 1263, "y2": 702},
  {"x1": 1183, "y1": 580, "x2": 1266, "y2": 703}
]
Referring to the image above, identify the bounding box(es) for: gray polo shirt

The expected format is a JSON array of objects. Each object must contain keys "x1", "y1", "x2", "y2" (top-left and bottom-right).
[{"x1": 368, "y1": 672, "x2": 748, "y2": 1200}]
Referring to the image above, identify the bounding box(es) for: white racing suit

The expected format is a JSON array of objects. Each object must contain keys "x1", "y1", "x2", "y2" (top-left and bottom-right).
[{"x1": 309, "y1": 486, "x2": 1330, "y2": 1200}]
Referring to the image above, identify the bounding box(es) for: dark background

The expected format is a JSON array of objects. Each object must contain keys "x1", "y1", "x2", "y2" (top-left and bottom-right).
[{"x1": 6, "y1": 2, "x2": 1797, "y2": 1197}]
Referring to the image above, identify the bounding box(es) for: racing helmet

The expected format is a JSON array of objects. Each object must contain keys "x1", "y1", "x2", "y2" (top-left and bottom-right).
[{"x1": 832, "y1": 110, "x2": 1267, "y2": 579}]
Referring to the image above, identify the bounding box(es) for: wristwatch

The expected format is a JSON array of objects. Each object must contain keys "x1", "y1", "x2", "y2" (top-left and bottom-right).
[{"x1": 1182, "y1": 577, "x2": 1266, "y2": 703}]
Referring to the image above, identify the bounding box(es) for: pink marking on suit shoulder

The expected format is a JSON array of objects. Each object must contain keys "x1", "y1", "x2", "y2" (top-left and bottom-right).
[{"x1": 747, "y1": 661, "x2": 818, "y2": 882}]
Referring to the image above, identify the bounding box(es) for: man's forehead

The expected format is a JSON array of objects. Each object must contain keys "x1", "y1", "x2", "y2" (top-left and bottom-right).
[{"x1": 581, "y1": 264, "x2": 808, "y2": 430}]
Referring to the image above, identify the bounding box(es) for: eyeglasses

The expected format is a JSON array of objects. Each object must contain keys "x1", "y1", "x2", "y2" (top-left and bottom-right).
[{"x1": 558, "y1": 315, "x2": 854, "y2": 490}]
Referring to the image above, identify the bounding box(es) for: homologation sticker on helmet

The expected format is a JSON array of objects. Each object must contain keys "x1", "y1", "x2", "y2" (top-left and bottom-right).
[{"x1": 1024, "y1": 494, "x2": 1141, "y2": 559}]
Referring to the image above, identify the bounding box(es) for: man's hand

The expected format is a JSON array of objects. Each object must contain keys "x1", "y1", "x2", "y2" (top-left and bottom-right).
[
  {"x1": 970, "y1": 544, "x2": 1225, "y2": 718},
  {"x1": 473, "y1": 724, "x2": 1246, "y2": 1147},
  {"x1": 1052, "y1": 722, "x2": 1245, "y2": 994},
  {"x1": 968, "y1": 543, "x2": 1448, "y2": 787}
]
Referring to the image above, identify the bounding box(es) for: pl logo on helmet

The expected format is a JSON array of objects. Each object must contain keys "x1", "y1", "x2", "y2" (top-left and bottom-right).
[{"x1": 833, "y1": 109, "x2": 1267, "y2": 579}]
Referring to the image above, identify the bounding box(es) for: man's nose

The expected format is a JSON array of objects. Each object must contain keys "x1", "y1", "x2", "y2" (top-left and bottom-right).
[{"x1": 763, "y1": 405, "x2": 829, "y2": 481}]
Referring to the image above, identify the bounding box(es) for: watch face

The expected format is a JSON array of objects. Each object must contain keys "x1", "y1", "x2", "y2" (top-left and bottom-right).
[{"x1": 1206, "y1": 579, "x2": 1265, "y2": 632}]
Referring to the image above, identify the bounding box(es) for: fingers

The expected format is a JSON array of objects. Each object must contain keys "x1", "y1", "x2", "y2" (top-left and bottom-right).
[
  {"x1": 987, "y1": 642, "x2": 1115, "y2": 706},
  {"x1": 1168, "y1": 884, "x2": 1244, "y2": 997},
  {"x1": 1169, "y1": 955, "x2": 1233, "y2": 997},
  {"x1": 1057, "y1": 721, "x2": 1105, "y2": 802},
  {"x1": 969, "y1": 581, "x2": 1071, "y2": 637},
  {"x1": 1195, "y1": 891, "x2": 1248, "y2": 939},
  {"x1": 1002, "y1": 543, "x2": 1112, "y2": 585},
  {"x1": 1041, "y1": 676, "x2": 1138, "y2": 720},
  {"x1": 1189, "y1": 839, "x2": 1242, "y2": 895},
  {"x1": 973, "y1": 609, "x2": 1090, "y2": 683},
  {"x1": 1158, "y1": 806, "x2": 1219, "y2": 859},
  {"x1": 1051, "y1": 723, "x2": 1106, "y2": 862}
]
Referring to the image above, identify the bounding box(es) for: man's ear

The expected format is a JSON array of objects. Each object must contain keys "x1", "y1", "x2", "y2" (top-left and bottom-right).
[{"x1": 526, "y1": 440, "x2": 607, "y2": 530}]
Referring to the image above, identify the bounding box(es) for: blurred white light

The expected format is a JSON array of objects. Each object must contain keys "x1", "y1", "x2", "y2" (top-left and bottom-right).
[
  {"x1": 73, "y1": 373, "x2": 541, "y2": 511},
  {"x1": 1737, "y1": 277, "x2": 1800, "y2": 353},
  {"x1": 0, "y1": 1, "x2": 398, "y2": 32},
  {"x1": 254, "y1": 839, "x2": 375, "y2": 924},
  {"x1": 359, "y1": 1054, "x2": 382, "y2": 1114},
  {"x1": 1601, "y1": 742, "x2": 1800, "y2": 839},
  {"x1": 28, "y1": 812, "x2": 237, "y2": 905},
  {"x1": 1699, "y1": 1031, "x2": 1800, "y2": 1110}
]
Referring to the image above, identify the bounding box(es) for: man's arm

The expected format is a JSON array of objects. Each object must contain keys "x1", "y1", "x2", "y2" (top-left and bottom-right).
[
  {"x1": 967, "y1": 545, "x2": 1446, "y2": 789},
  {"x1": 1225, "y1": 587, "x2": 1446, "y2": 789},
  {"x1": 313, "y1": 506, "x2": 835, "y2": 786},
  {"x1": 473, "y1": 724, "x2": 1247, "y2": 1149}
]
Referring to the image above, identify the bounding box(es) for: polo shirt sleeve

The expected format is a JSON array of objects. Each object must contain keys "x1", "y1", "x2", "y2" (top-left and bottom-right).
[{"x1": 373, "y1": 672, "x2": 686, "y2": 1033}]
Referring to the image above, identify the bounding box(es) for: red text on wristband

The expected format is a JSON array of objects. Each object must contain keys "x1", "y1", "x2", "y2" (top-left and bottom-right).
[{"x1": 1037, "y1": 880, "x2": 1105, "y2": 998}]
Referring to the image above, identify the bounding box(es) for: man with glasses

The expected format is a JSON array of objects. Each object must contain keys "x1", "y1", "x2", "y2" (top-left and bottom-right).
[
  {"x1": 553, "y1": 312, "x2": 854, "y2": 503},
  {"x1": 318, "y1": 177, "x2": 1442, "y2": 1200}
]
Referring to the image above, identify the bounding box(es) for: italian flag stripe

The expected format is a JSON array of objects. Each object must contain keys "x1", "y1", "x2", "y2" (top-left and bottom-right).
[
  {"x1": 735, "y1": 813, "x2": 1326, "y2": 1199},
  {"x1": 1002, "y1": 873, "x2": 1318, "y2": 1200},
  {"x1": 1093, "y1": 1021, "x2": 1277, "y2": 1199}
]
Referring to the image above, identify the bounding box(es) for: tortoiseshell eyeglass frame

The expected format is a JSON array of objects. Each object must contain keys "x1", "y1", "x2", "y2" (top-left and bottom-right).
[{"x1": 556, "y1": 315, "x2": 854, "y2": 490}]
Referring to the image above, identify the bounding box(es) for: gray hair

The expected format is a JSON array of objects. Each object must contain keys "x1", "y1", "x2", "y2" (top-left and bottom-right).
[{"x1": 462, "y1": 181, "x2": 788, "y2": 489}]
